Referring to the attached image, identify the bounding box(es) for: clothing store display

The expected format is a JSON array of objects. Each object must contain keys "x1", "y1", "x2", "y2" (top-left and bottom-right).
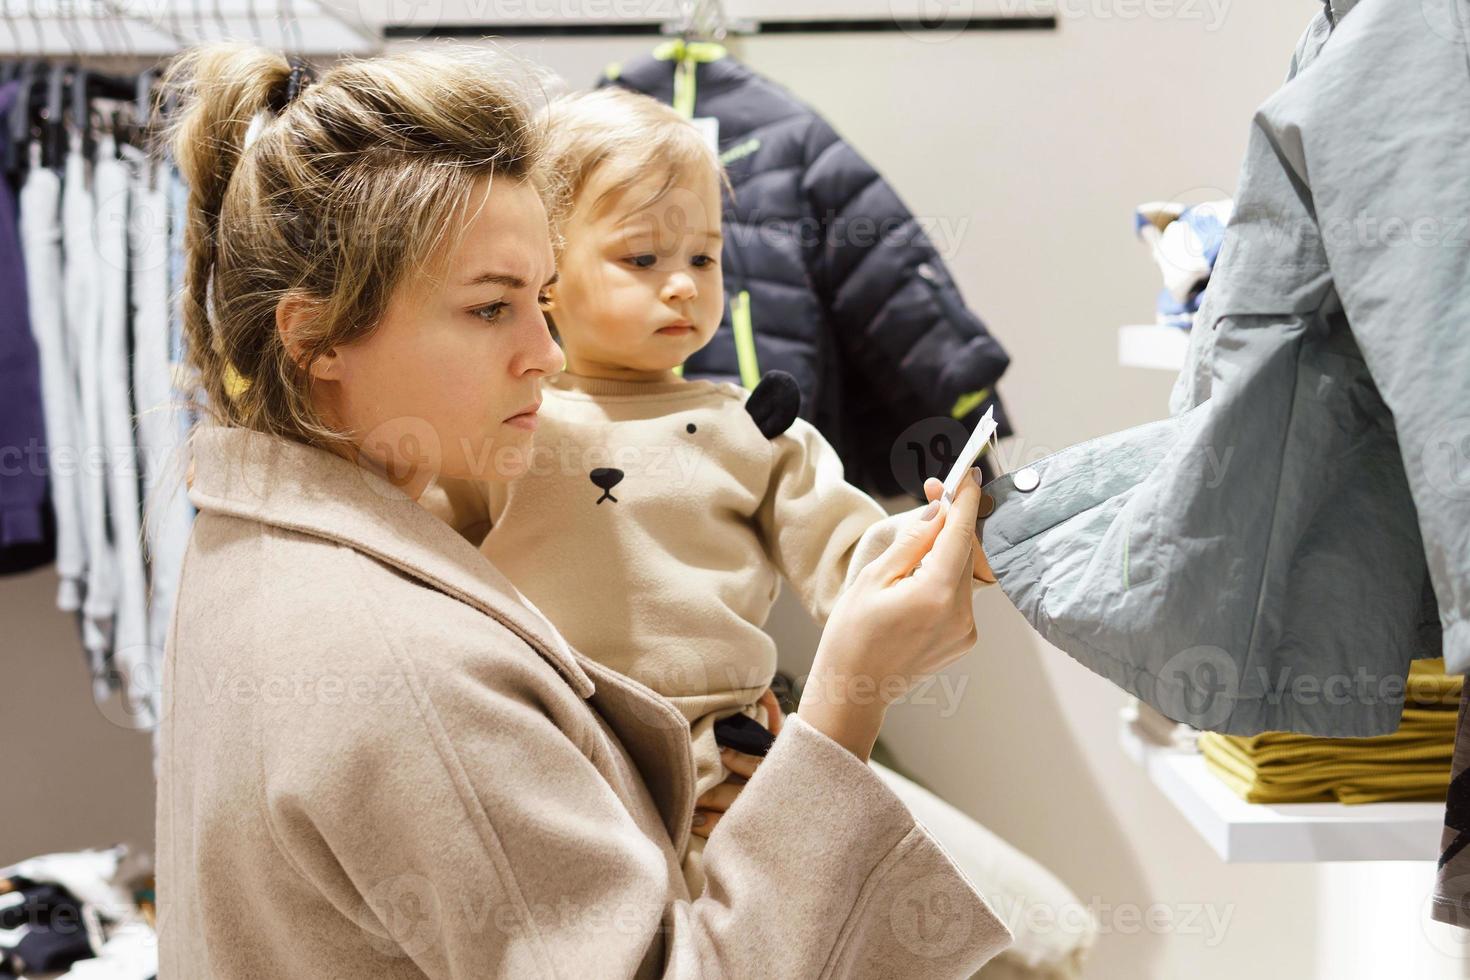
[
  {"x1": 1134, "y1": 199, "x2": 1233, "y2": 329},
  {"x1": 0, "y1": 80, "x2": 52, "y2": 573},
  {"x1": 601, "y1": 42, "x2": 1012, "y2": 499},
  {"x1": 19, "y1": 141, "x2": 85, "y2": 608},
  {"x1": 1200, "y1": 660, "x2": 1461, "y2": 804},
  {"x1": 982, "y1": 0, "x2": 1455, "y2": 738},
  {"x1": 159, "y1": 422, "x2": 1010, "y2": 977},
  {"x1": 4, "y1": 65, "x2": 198, "y2": 718}
]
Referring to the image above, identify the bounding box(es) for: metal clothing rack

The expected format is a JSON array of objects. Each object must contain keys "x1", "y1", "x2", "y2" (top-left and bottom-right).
[
  {"x1": 385, "y1": 0, "x2": 1056, "y2": 41},
  {"x1": 0, "y1": 0, "x2": 381, "y2": 57},
  {"x1": 385, "y1": 18, "x2": 1056, "y2": 39}
]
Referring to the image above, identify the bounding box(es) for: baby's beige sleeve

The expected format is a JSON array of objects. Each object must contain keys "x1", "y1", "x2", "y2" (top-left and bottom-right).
[{"x1": 755, "y1": 418, "x2": 890, "y2": 625}]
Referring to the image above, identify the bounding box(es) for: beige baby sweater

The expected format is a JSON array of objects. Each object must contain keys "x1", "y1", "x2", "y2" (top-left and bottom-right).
[{"x1": 439, "y1": 373, "x2": 896, "y2": 806}]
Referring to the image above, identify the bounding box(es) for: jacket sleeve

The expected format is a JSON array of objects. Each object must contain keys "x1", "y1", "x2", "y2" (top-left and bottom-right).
[
  {"x1": 261, "y1": 566, "x2": 1010, "y2": 977},
  {"x1": 798, "y1": 115, "x2": 1011, "y2": 434},
  {"x1": 755, "y1": 416, "x2": 890, "y2": 624}
]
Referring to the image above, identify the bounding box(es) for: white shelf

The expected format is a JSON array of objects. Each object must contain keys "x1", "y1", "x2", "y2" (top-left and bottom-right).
[
  {"x1": 1120, "y1": 716, "x2": 1444, "y2": 863},
  {"x1": 1118, "y1": 324, "x2": 1190, "y2": 372}
]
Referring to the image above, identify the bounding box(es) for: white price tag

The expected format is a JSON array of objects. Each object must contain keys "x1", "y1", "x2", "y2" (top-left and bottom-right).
[{"x1": 940, "y1": 406, "x2": 997, "y2": 504}]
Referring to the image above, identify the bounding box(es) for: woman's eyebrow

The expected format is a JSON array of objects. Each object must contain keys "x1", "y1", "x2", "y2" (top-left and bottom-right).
[{"x1": 461, "y1": 270, "x2": 560, "y2": 289}]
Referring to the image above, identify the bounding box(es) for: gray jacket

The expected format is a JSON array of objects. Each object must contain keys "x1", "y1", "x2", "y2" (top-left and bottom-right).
[{"x1": 982, "y1": 0, "x2": 1469, "y2": 737}]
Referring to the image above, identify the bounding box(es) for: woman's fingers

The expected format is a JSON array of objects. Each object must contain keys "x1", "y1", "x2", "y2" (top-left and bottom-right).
[
  {"x1": 871, "y1": 495, "x2": 949, "y2": 583},
  {"x1": 918, "y1": 470, "x2": 982, "y2": 585},
  {"x1": 923, "y1": 476, "x2": 944, "y2": 503}
]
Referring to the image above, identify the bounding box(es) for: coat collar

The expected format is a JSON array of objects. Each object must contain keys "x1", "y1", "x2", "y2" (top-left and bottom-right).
[{"x1": 186, "y1": 424, "x2": 596, "y2": 699}]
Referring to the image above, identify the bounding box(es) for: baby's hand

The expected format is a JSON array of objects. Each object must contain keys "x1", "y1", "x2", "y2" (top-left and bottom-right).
[
  {"x1": 923, "y1": 477, "x2": 996, "y2": 585},
  {"x1": 691, "y1": 688, "x2": 784, "y2": 839}
]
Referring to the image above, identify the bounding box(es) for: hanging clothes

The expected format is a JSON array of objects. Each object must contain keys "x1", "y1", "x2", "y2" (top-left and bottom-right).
[
  {"x1": 126, "y1": 144, "x2": 188, "y2": 734},
  {"x1": 0, "y1": 80, "x2": 54, "y2": 575},
  {"x1": 95, "y1": 133, "x2": 151, "y2": 716},
  {"x1": 63, "y1": 128, "x2": 118, "y2": 698},
  {"x1": 600, "y1": 42, "x2": 1013, "y2": 499},
  {"x1": 19, "y1": 139, "x2": 86, "y2": 608}
]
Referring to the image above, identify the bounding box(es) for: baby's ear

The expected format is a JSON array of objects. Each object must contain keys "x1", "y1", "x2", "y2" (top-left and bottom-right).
[{"x1": 745, "y1": 370, "x2": 801, "y2": 440}]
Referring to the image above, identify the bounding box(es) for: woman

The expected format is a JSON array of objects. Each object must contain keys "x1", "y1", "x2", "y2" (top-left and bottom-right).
[{"x1": 155, "y1": 43, "x2": 1007, "y2": 978}]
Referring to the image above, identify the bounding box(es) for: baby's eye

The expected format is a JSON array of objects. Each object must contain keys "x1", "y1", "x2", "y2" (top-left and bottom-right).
[
  {"x1": 625, "y1": 254, "x2": 657, "y2": 269},
  {"x1": 472, "y1": 302, "x2": 510, "y2": 324},
  {"x1": 691, "y1": 254, "x2": 717, "y2": 269}
]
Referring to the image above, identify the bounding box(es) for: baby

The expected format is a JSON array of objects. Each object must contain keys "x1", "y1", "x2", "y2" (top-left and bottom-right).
[{"x1": 431, "y1": 88, "x2": 984, "y2": 895}]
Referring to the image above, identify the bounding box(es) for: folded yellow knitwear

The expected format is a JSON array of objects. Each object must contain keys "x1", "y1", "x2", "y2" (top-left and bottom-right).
[{"x1": 1199, "y1": 660, "x2": 1463, "y2": 805}]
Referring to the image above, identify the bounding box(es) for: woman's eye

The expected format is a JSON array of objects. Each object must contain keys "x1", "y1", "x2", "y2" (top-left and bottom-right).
[
  {"x1": 537, "y1": 292, "x2": 552, "y2": 307},
  {"x1": 625, "y1": 254, "x2": 657, "y2": 269},
  {"x1": 691, "y1": 254, "x2": 716, "y2": 269},
  {"x1": 472, "y1": 302, "x2": 510, "y2": 323}
]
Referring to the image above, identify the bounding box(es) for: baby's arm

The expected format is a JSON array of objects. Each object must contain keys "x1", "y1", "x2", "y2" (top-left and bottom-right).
[{"x1": 754, "y1": 418, "x2": 895, "y2": 625}]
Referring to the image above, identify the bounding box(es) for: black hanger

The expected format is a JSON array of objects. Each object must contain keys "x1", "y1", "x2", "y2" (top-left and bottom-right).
[{"x1": 44, "y1": 62, "x2": 67, "y2": 171}]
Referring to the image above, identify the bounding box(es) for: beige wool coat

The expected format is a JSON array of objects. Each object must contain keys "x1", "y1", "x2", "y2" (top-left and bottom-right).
[{"x1": 155, "y1": 425, "x2": 1011, "y2": 978}]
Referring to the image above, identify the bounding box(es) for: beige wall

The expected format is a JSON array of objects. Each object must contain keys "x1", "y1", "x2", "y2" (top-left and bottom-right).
[
  {"x1": 7, "y1": 5, "x2": 1470, "y2": 976},
  {"x1": 0, "y1": 567, "x2": 157, "y2": 865}
]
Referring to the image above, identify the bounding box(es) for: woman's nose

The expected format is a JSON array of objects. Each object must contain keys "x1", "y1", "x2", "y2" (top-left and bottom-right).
[{"x1": 514, "y1": 315, "x2": 566, "y2": 377}]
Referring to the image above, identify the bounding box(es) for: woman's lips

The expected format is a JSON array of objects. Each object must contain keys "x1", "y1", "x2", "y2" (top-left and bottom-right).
[
  {"x1": 657, "y1": 325, "x2": 694, "y2": 336},
  {"x1": 504, "y1": 405, "x2": 540, "y2": 431}
]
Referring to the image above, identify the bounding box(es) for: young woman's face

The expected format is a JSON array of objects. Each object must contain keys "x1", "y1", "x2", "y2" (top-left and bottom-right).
[
  {"x1": 309, "y1": 176, "x2": 563, "y2": 498},
  {"x1": 546, "y1": 165, "x2": 724, "y2": 382}
]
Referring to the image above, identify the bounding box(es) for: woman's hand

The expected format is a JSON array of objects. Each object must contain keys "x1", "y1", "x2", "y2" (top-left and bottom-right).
[
  {"x1": 691, "y1": 688, "x2": 784, "y2": 839},
  {"x1": 799, "y1": 468, "x2": 986, "y2": 761},
  {"x1": 922, "y1": 477, "x2": 996, "y2": 584}
]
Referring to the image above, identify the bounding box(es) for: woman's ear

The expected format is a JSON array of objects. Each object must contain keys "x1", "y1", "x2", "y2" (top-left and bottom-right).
[{"x1": 276, "y1": 291, "x2": 339, "y2": 381}]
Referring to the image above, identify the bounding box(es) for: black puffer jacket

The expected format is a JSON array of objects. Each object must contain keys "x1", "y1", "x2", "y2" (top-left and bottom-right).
[{"x1": 599, "y1": 43, "x2": 1012, "y2": 499}]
